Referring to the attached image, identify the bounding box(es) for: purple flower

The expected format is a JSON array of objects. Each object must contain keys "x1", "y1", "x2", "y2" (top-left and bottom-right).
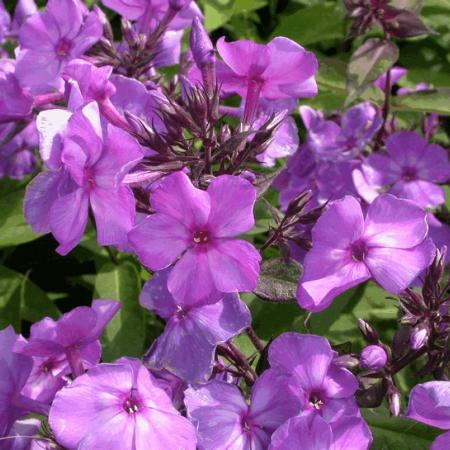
[
  {"x1": 405, "y1": 381, "x2": 450, "y2": 450},
  {"x1": 184, "y1": 369, "x2": 300, "y2": 449},
  {"x1": 359, "y1": 345, "x2": 387, "y2": 370},
  {"x1": 0, "y1": 121, "x2": 37, "y2": 179},
  {"x1": 353, "y1": 131, "x2": 450, "y2": 208},
  {"x1": 101, "y1": 0, "x2": 202, "y2": 33},
  {"x1": 11, "y1": 0, "x2": 38, "y2": 33},
  {"x1": 49, "y1": 359, "x2": 197, "y2": 449},
  {"x1": 0, "y1": 60, "x2": 33, "y2": 124},
  {"x1": 24, "y1": 101, "x2": 143, "y2": 254},
  {"x1": 427, "y1": 213, "x2": 450, "y2": 265},
  {"x1": 15, "y1": 300, "x2": 120, "y2": 378},
  {"x1": 129, "y1": 171, "x2": 261, "y2": 302},
  {"x1": 373, "y1": 66, "x2": 407, "y2": 91},
  {"x1": 141, "y1": 269, "x2": 251, "y2": 384},
  {"x1": 15, "y1": 0, "x2": 102, "y2": 93},
  {"x1": 297, "y1": 194, "x2": 436, "y2": 312},
  {"x1": 269, "y1": 414, "x2": 372, "y2": 450},
  {"x1": 217, "y1": 37, "x2": 318, "y2": 102},
  {"x1": 299, "y1": 103, "x2": 381, "y2": 161},
  {"x1": 268, "y1": 333, "x2": 360, "y2": 424},
  {"x1": 0, "y1": 326, "x2": 49, "y2": 437}
]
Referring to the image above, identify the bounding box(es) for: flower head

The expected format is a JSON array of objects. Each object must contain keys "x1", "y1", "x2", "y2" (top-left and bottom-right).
[
  {"x1": 49, "y1": 358, "x2": 197, "y2": 449},
  {"x1": 129, "y1": 171, "x2": 261, "y2": 302},
  {"x1": 141, "y1": 269, "x2": 251, "y2": 384},
  {"x1": 297, "y1": 194, "x2": 436, "y2": 312}
]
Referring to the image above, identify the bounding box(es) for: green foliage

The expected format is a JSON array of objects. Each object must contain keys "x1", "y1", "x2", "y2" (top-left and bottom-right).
[
  {"x1": 94, "y1": 260, "x2": 145, "y2": 361},
  {"x1": 363, "y1": 409, "x2": 442, "y2": 450},
  {"x1": 0, "y1": 179, "x2": 40, "y2": 248}
]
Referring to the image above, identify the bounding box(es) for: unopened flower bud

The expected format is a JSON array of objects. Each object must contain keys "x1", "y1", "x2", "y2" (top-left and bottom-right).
[
  {"x1": 357, "y1": 318, "x2": 379, "y2": 343},
  {"x1": 190, "y1": 17, "x2": 215, "y2": 69},
  {"x1": 360, "y1": 345, "x2": 388, "y2": 370},
  {"x1": 334, "y1": 354, "x2": 359, "y2": 369},
  {"x1": 410, "y1": 325, "x2": 429, "y2": 350},
  {"x1": 387, "y1": 385, "x2": 401, "y2": 416}
]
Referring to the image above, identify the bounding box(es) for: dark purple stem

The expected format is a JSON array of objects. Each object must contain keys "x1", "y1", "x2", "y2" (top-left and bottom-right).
[{"x1": 246, "y1": 327, "x2": 265, "y2": 353}]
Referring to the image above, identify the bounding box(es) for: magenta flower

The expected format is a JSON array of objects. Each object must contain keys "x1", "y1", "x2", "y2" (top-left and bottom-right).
[
  {"x1": 270, "y1": 414, "x2": 372, "y2": 450},
  {"x1": 15, "y1": 0, "x2": 102, "y2": 93},
  {"x1": 185, "y1": 370, "x2": 301, "y2": 449},
  {"x1": 353, "y1": 131, "x2": 450, "y2": 208},
  {"x1": 24, "y1": 101, "x2": 143, "y2": 254},
  {"x1": 101, "y1": 0, "x2": 202, "y2": 33},
  {"x1": 0, "y1": 326, "x2": 49, "y2": 438},
  {"x1": 15, "y1": 300, "x2": 120, "y2": 378},
  {"x1": 268, "y1": 333, "x2": 360, "y2": 423},
  {"x1": 299, "y1": 102, "x2": 381, "y2": 161},
  {"x1": 49, "y1": 359, "x2": 197, "y2": 449},
  {"x1": 0, "y1": 121, "x2": 36, "y2": 179},
  {"x1": 141, "y1": 269, "x2": 251, "y2": 384},
  {"x1": 405, "y1": 381, "x2": 450, "y2": 450},
  {"x1": 129, "y1": 171, "x2": 261, "y2": 302},
  {"x1": 297, "y1": 194, "x2": 436, "y2": 312},
  {"x1": 0, "y1": 61, "x2": 33, "y2": 124},
  {"x1": 217, "y1": 36, "x2": 318, "y2": 101}
]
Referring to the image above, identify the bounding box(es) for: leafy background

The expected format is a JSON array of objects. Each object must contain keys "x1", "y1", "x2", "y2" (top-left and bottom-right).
[{"x1": 2, "y1": 0, "x2": 450, "y2": 448}]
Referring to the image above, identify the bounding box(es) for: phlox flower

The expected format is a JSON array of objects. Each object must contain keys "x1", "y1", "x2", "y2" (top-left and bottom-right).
[
  {"x1": 24, "y1": 101, "x2": 143, "y2": 254},
  {"x1": 141, "y1": 269, "x2": 251, "y2": 384},
  {"x1": 353, "y1": 131, "x2": 450, "y2": 209},
  {"x1": 185, "y1": 369, "x2": 301, "y2": 449},
  {"x1": 49, "y1": 359, "x2": 197, "y2": 449},
  {"x1": 129, "y1": 171, "x2": 261, "y2": 302},
  {"x1": 297, "y1": 194, "x2": 436, "y2": 312},
  {"x1": 405, "y1": 381, "x2": 450, "y2": 450},
  {"x1": 15, "y1": 0, "x2": 102, "y2": 93}
]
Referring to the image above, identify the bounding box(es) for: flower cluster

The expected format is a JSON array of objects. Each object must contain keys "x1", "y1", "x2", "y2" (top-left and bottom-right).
[{"x1": 0, "y1": 0, "x2": 449, "y2": 449}]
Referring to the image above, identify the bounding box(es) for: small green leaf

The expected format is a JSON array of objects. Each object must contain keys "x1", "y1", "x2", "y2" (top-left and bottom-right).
[
  {"x1": 202, "y1": 0, "x2": 236, "y2": 31},
  {"x1": 0, "y1": 181, "x2": 40, "y2": 248},
  {"x1": 254, "y1": 258, "x2": 302, "y2": 303},
  {"x1": 94, "y1": 261, "x2": 145, "y2": 361}
]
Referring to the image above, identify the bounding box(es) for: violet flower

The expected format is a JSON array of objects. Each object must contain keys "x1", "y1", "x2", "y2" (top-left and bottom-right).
[
  {"x1": 268, "y1": 333, "x2": 360, "y2": 423},
  {"x1": 15, "y1": 300, "x2": 120, "y2": 378},
  {"x1": 0, "y1": 60, "x2": 33, "y2": 124},
  {"x1": 0, "y1": 0, "x2": 9, "y2": 43},
  {"x1": 0, "y1": 121, "x2": 37, "y2": 179},
  {"x1": 405, "y1": 381, "x2": 450, "y2": 450},
  {"x1": 141, "y1": 269, "x2": 251, "y2": 384},
  {"x1": 0, "y1": 326, "x2": 49, "y2": 438},
  {"x1": 15, "y1": 0, "x2": 102, "y2": 93},
  {"x1": 101, "y1": 0, "x2": 202, "y2": 33},
  {"x1": 129, "y1": 171, "x2": 261, "y2": 302},
  {"x1": 353, "y1": 131, "x2": 450, "y2": 209},
  {"x1": 49, "y1": 359, "x2": 197, "y2": 449},
  {"x1": 270, "y1": 414, "x2": 372, "y2": 450},
  {"x1": 299, "y1": 103, "x2": 381, "y2": 161},
  {"x1": 373, "y1": 66, "x2": 407, "y2": 91},
  {"x1": 359, "y1": 345, "x2": 387, "y2": 370},
  {"x1": 216, "y1": 36, "x2": 318, "y2": 125},
  {"x1": 185, "y1": 369, "x2": 301, "y2": 449},
  {"x1": 297, "y1": 194, "x2": 436, "y2": 312},
  {"x1": 24, "y1": 101, "x2": 143, "y2": 254}
]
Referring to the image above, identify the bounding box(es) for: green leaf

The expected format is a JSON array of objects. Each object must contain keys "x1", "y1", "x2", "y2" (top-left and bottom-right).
[
  {"x1": 94, "y1": 261, "x2": 145, "y2": 361},
  {"x1": 363, "y1": 409, "x2": 442, "y2": 450},
  {"x1": 0, "y1": 181, "x2": 40, "y2": 248},
  {"x1": 391, "y1": 88, "x2": 450, "y2": 115},
  {"x1": 0, "y1": 266, "x2": 59, "y2": 330},
  {"x1": 272, "y1": 4, "x2": 344, "y2": 46},
  {"x1": 202, "y1": 0, "x2": 236, "y2": 31},
  {"x1": 254, "y1": 258, "x2": 302, "y2": 303},
  {"x1": 346, "y1": 39, "x2": 399, "y2": 105}
]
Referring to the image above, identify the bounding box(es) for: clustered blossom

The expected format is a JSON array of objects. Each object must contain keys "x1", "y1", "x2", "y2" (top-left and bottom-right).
[{"x1": 1, "y1": 0, "x2": 449, "y2": 448}]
